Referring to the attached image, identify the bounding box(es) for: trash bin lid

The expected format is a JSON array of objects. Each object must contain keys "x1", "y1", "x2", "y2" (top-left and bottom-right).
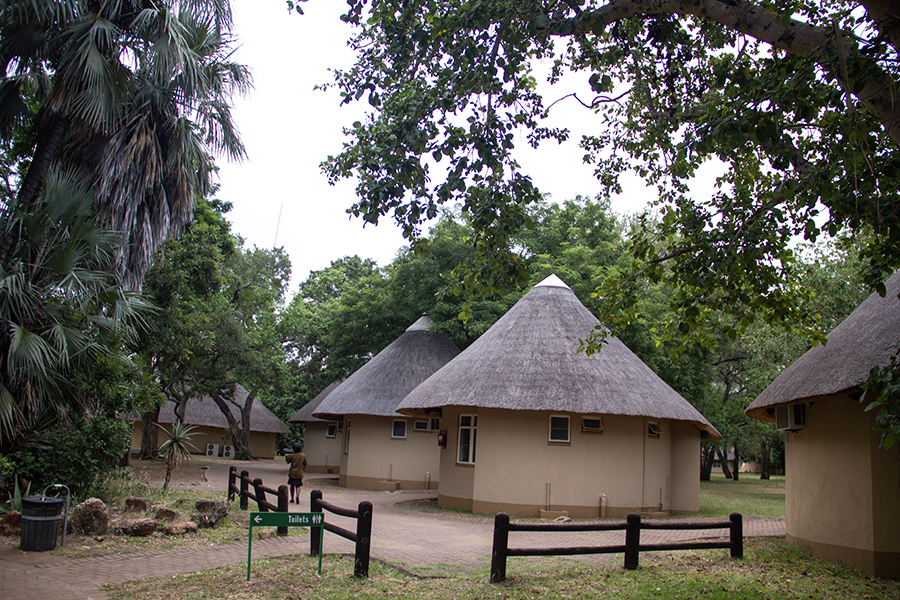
[
  {"x1": 22, "y1": 496, "x2": 65, "y2": 505},
  {"x1": 21, "y1": 496, "x2": 65, "y2": 516}
]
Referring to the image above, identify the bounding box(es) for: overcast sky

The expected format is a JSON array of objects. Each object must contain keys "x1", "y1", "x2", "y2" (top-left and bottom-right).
[{"x1": 215, "y1": 2, "x2": 667, "y2": 295}]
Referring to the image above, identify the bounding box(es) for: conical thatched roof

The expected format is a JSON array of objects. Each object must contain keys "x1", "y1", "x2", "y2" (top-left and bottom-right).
[
  {"x1": 289, "y1": 380, "x2": 342, "y2": 423},
  {"x1": 747, "y1": 270, "x2": 900, "y2": 422},
  {"x1": 397, "y1": 275, "x2": 719, "y2": 438},
  {"x1": 156, "y1": 385, "x2": 289, "y2": 433},
  {"x1": 313, "y1": 315, "x2": 461, "y2": 419}
]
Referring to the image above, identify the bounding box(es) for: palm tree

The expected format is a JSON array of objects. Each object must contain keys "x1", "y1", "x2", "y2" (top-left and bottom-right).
[
  {"x1": 157, "y1": 419, "x2": 198, "y2": 491},
  {"x1": 0, "y1": 166, "x2": 149, "y2": 443},
  {"x1": 0, "y1": 1, "x2": 250, "y2": 287}
]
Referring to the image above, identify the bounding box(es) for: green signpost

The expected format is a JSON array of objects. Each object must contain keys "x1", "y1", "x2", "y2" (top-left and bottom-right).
[{"x1": 247, "y1": 511, "x2": 324, "y2": 580}]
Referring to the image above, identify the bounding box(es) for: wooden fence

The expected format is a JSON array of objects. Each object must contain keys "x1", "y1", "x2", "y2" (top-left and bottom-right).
[
  {"x1": 490, "y1": 512, "x2": 743, "y2": 582},
  {"x1": 227, "y1": 467, "x2": 290, "y2": 535},
  {"x1": 310, "y1": 489, "x2": 373, "y2": 578}
]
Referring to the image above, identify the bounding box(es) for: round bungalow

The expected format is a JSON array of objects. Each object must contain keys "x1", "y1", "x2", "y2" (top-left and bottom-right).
[
  {"x1": 313, "y1": 315, "x2": 461, "y2": 491},
  {"x1": 746, "y1": 271, "x2": 900, "y2": 579},
  {"x1": 397, "y1": 275, "x2": 719, "y2": 518},
  {"x1": 289, "y1": 380, "x2": 343, "y2": 474}
]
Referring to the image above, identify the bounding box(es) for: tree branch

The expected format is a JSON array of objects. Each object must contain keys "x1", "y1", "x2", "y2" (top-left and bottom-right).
[{"x1": 545, "y1": 0, "x2": 900, "y2": 145}]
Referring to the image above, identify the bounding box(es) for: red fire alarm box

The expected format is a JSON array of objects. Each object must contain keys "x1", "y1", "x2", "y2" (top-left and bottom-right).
[{"x1": 437, "y1": 430, "x2": 447, "y2": 447}]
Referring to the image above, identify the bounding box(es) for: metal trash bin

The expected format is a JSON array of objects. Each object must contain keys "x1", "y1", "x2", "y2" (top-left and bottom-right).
[{"x1": 20, "y1": 496, "x2": 65, "y2": 551}]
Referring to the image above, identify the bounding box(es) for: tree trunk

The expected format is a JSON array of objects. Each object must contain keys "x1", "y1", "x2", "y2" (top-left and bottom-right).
[
  {"x1": 210, "y1": 390, "x2": 252, "y2": 459},
  {"x1": 16, "y1": 113, "x2": 71, "y2": 208},
  {"x1": 717, "y1": 447, "x2": 733, "y2": 479},
  {"x1": 700, "y1": 443, "x2": 716, "y2": 481},
  {"x1": 759, "y1": 437, "x2": 772, "y2": 480},
  {"x1": 140, "y1": 406, "x2": 161, "y2": 459},
  {"x1": 240, "y1": 392, "x2": 255, "y2": 453},
  {"x1": 732, "y1": 442, "x2": 740, "y2": 481}
]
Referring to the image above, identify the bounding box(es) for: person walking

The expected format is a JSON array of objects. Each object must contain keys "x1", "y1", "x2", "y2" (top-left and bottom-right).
[{"x1": 286, "y1": 443, "x2": 308, "y2": 504}]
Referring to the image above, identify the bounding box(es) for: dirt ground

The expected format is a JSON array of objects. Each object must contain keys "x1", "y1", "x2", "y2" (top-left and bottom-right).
[{"x1": 129, "y1": 455, "x2": 295, "y2": 492}]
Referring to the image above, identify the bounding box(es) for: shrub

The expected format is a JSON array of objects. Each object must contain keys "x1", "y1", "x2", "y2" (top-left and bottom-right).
[{"x1": 11, "y1": 414, "x2": 131, "y2": 499}]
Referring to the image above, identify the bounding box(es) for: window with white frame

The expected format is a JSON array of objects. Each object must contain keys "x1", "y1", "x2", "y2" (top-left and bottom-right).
[
  {"x1": 457, "y1": 414, "x2": 477, "y2": 463},
  {"x1": 549, "y1": 415, "x2": 570, "y2": 442},
  {"x1": 325, "y1": 424, "x2": 337, "y2": 438},
  {"x1": 581, "y1": 417, "x2": 603, "y2": 433},
  {"x1": 392, "y1": 419, "x2": 407, "y2": 439},
  {"x1": 413, "y1": 420, "x2": 429, "y2": 431},
  {"x1": 429, "y1": 417, "x2": 441, "y2": 431}
]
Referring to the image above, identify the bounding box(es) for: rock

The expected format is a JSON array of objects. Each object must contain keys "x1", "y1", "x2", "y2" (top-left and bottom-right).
[
  {"x1": 69, "y1": 498, "x2": 109, "y2": 536},
  {"x1": 154, "y1": 507, "x2": 179, "y2": 522},
  {"x1": 258, "y1": 529, "x2": 278, "y2": 540},
  {"x1": 191, "y1": 503, "x2": 228, "y2": 529},
  {"x1": 117, "y1": 519, "x2": 158, "y2": 537},
  {"x1": 194, "y1": 499, "x2": 223, "y2": 514},
  {"x1": 164, "y1": 522, "x2": 199, "y2": 536},
  {"x1": 125, "y1": 497, "x2": 151, "y2": 513},
  {"x1": 0, "y1": 510, "x2": 22, "y2": 536}
]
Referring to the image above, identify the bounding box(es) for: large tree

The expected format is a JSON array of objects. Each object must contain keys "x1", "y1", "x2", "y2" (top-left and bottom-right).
[
  {"x1": 139, "y1": 199, "x2": 291, "y2": 458},
  {"x1": 313, "y1": 0, "x2": 897, "y2": 336},
  {"x1": 0, "y1": 0, "x2": 250, "y2": 287}
]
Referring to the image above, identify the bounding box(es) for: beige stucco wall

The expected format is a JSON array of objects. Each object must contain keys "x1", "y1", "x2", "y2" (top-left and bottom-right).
[
  {"x1": 339, "y1": 414, "x2": 440, "y2": 490},
  {"x1": 301, "y1": 422, "x2": 343, "y2": 473},
  {"x1": 130, "y1": 422, "x2": 278, "y2": 459},
  {"x1": 669, "y1": 420, "x2": 701, "y2": 513},
  {"x1": 785, "y1": 395, "x2": 900, "y2": 579},
  {"x1": 437, "y1": 407, "x2": 702, "y2": 518}
]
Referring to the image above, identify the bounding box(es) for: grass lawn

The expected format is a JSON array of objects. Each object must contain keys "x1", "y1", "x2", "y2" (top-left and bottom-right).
[
  {"x1": 699, "y1": 473, "x2": 785, "y2": 518},
  {"x1": 106, "y1": 537, "x2": 899, "y2": 600}
]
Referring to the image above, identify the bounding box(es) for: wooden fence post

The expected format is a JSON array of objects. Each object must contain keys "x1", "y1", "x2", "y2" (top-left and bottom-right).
[
  {"x1": 730, "y1": 513, "x2": 743, "y2": 559},
  {"x1": 240, "y1": 470, "x2": 250, "y2": 510},
  {"x1": 277, "y1": 485, "x2": 290, "y2": 535},
  {"x1": 310, "y1": 490, "x2": 323, "y2": 556},
  {"x1": 228, "y1": 466, "x2": 236, "y2": 502},
  {"x1": 624, "y1": 513, "x2": 641, "y2": 570},
  {"x1": 252, "y1": 479, "x2": 267, "y2": 511},
  {"x1": 355, "y1": 500, "x2": 373, "y2": 578},
  {"x1": 490, "y1": 513, "x2": 510, "y2": 583}
]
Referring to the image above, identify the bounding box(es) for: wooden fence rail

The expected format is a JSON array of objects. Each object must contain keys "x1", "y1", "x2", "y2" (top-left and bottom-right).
[
  {"x1": 491, "y1": 512, "x2": 742, "y2": 582},
  {"x1": 309, "y1": 489, "x2": 373, "y2": 578},
  {"x1": 227, "y1": 466, "x2": 290, "y2": 535}
]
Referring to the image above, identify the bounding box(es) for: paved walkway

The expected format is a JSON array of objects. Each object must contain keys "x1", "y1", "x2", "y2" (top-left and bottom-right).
[{"x1": 0, "y1": 463, "x2": 785, "y2": 600}]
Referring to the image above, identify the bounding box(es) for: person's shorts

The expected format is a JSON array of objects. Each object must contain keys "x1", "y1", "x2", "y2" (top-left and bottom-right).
[{"x1": 288, "y1": 478, "x2": 303, "y2": 486}]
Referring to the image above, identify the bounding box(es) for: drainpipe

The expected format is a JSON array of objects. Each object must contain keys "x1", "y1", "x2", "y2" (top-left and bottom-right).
[{"x1": 545, "y1": 481, "x2": 551, "y2": 511}]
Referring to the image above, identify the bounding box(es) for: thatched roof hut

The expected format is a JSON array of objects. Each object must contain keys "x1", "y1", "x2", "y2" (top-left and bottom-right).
[
  {"x1": 156, "y1": 385, "x2": 289, "y2": 434},
  {"x1": 313, "y1": 315, "x2": 461, "y2": 420},
  {"x1": 289, "y1": 380, "x2": 342, "y2": 424},
  {"x1": 744, "y1": 271, "x2": 900, "y2": 579},
  {"x1": 128, "y1": 385, "x2": 289, "y2": 459},
  {"x1": 747, "y1": 270, "x2": 900, "y2": 420},
  {"x1": 398, "y1": 275, "x2": 718, "y2": 438}
]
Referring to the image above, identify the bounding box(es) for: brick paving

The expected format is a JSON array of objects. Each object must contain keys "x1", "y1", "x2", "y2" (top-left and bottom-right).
[{"x1": 0, "y1": 468, "x2": 785, "y2": 599}]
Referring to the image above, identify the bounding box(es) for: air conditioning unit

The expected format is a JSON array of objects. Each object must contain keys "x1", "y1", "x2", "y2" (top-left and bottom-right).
[
  {"x1": 222, "y1": 444, "x2": 235, "y2": 459},
  {"x1": 206, "y1": 443, "x2": 220, "y2": 457},
  {"x1": 775, "y1": 404, "x2": 806, "y2": 431}
]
